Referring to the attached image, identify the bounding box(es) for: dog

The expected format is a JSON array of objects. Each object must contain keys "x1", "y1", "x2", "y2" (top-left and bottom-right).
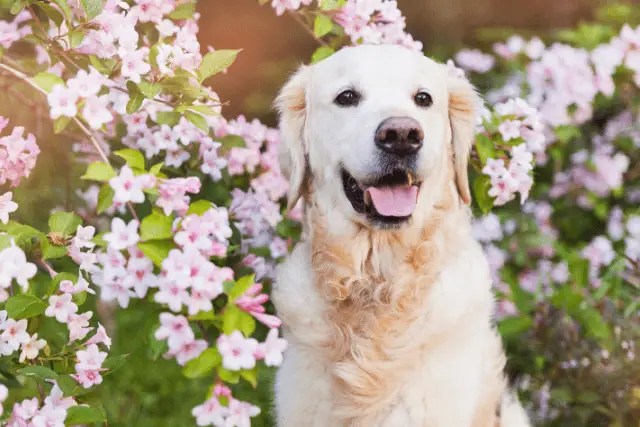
[{"x1": 271, "y1": 44, "x2": 532, "y2": 427}]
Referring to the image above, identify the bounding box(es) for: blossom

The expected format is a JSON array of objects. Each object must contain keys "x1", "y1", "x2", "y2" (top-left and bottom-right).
[
  {"x1": 192, "y1": 397, "x2": 227, "y2": 426},
  {"x1": 67, "y1": 312, "x2": 94, "y2": 342},
  {"x1": 73, "y1": 225, "x2": 96, "y2": 249},
  {"x1": 0, "y1": 123, "x2": 40, "y2": 187},
  {"x1": 0, "y1": 244, "x2": 37, "y2": 291},
  {"x1": 47, "y1": 85, "x2": 79, "y2": 119},
  {"x1": 172, "y1": 339, "x2": 208, "y2": 366},
  {"x1": 0, "y1": 192, "x2": 18, "y2": 224},
  {"x1": 44, "y1": 384, "x2": 76, "y2": 411},
  {"x1": 235, "y1": 283, "x2": 282, "y2": 328},
  {"x1": 119, "y1": 48, "x2": 151, "y2": 83},
  {"x1": 257, "y1": 328, "x2": 287, "y2": 367},
  {"x1": 104, "y1": 218, "x2": 140, "y2": 251},
  {"x1": 1, "y1": 318, "x2": 30, "y2": 351},
  {"x1": 154, "y1": 313, "x2": 194, "y2": 349},
  {"x1": 72, "y1": 369, "x2": 103, "y2": 388},
  {"x1": 76, "y1": 344, "x2": 108, "y2": 371},
  {"x1": 67, "y1": 67, "x2": 104, "y2": 98},
  {"x1": 45, "y1": 293, "x2": 78, "y2": 323},
  {"x1": 84, "y1": 323, "x2": 112, "y2": 349},
  {"x1": 454, "y1": 49, "x2": 495, "y2": 73},
  {"x1": 19, "y1": 333, "x2": 46, "y2": 362},
  {"x1": 109, "y1": 165, "x2": 154, "y2": 204},
  {"x1": 225, "y1": 399, "x2": 261, "y2": 427},
  {"x1": 217, "y1": 331, "x2": 259, "y2": 371},
  {"x1": 82, "y1": 95, "x2": 113, "y2": 129}
]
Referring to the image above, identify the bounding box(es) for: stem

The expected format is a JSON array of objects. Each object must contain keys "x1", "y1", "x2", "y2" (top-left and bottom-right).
[
  {"x1": 0, "y1": 61, "x2": 111, "y2": 165},
  {"x1": 38, "y1": 258, "x2": 58, "y2": 278},
  {"x1": 288, "y1": 11, "x2": 329, "y2": 47}
]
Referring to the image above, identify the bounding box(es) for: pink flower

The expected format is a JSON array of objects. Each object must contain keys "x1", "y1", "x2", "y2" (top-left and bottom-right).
[
  {"x1": 44, "y1": 384, "x2": 77, "y2": 410},
  {"x1": 82, "y1": 95, "x2": 113, "y2": 129},
  {"x1": 257, "y1": 328, "x2": 287, "y2": 367},
  {"x1": 225, "y1": 398, "x2": 261, "y2": 427},
  {"x1": 454, "y1": 49, "x2": 495, "y2": 73},
  {"x1": 154, "y1": 313, "x2": 194, "y2": 349},
  {"x1": 104, "y1": 218, "x2": 140, "y2": 251},
  {"x1": 192, "y1": 397, "x2": 227, "y2": 426},
  {"x1": 109, "y1": 165, "x2": 154, "y2": 204},
  {"x1": 47, "y1": 84, "x2": 79, "y2": 119},
  {"x1": 482, "y1": 158, "x2": 507, "y2": 178},
  {"x1": 45, "y1": 293, "x2": 78, "y2": 323},
  {"x1": 0, "y1": 192, "x2": 18, "y2": 224},
  {"x1": 19, "y1": 333, "x2": 46, "y2": 362},
  {"x1": 173, "y1": 339, "x2": 207, "y2": 366},
  {"x1": 67, "y1": 312, "x2": 94, "y2": 343},
  {"x1": 73, "y1": 225, "x2": 96, "y2": 249},
  {"x1": 76, "y1": 344, "x2": 108, "y2": 372},
  {"x1": 31, "y1": 404, "x2": 67, "y2": 427},
  {"x1": 119, "y1": 48, "x2": 151, "y2": 83},
  {"x1": 217, "y1": 331, "x2": 259, "y2": 371},
  {"x1": 235, "y1": 283, "x2": 282, "y2": 329},
  {"x1": 84, "y1": 323, "x2": 112, "y2": 349},
  {"x1": 1, "y1": 319, "x2": 30, "y2": 351},
  {"x1": 67, "y1": 67, "x2": 104, "y2": 98},
  {"x1": 72, "y1": 369, "x2": 103, "y2": 388},
  {"x1": 498, "y1": 119, "x2": 522, "y2": 141}
]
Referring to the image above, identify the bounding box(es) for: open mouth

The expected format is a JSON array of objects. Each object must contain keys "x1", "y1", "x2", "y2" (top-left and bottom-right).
[{"x1": 341, "y1": 168, "x2": 422, "y2": 226}]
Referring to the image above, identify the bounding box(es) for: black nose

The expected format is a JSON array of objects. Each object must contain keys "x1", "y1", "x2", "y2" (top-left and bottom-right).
[{"x1": 374, "y1": 117, "x2": 424, "y2": 156}]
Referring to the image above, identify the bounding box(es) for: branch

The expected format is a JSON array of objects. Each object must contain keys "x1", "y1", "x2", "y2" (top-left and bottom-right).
[{"x1": 287, "y1": 11, "x2": 329, "y2": 47}]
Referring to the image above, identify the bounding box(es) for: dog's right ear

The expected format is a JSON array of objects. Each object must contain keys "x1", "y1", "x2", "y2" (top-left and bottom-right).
[{"x1": 275, "y1": 65, "x2": 311, "y2": 211}]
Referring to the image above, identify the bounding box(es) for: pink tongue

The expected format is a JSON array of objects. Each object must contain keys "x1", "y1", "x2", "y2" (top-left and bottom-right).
[{"x1": 366, "y1": 186, "x2": 418, "y2": 217}]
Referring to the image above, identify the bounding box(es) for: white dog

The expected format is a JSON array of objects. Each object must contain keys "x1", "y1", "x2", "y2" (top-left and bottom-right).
[{"x1": 271, "y1": 44, "x2": 532, "y2": 427}]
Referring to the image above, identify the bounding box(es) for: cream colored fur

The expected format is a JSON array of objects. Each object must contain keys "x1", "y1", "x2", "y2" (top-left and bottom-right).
[{"x1": 272, "y1": 44, "x2": 532, "y2": 427}]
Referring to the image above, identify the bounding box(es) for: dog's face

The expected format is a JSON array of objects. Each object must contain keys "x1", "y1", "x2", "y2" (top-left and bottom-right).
[{"x1": 277, "y1": 45, "x2": 479, "y2": 230}]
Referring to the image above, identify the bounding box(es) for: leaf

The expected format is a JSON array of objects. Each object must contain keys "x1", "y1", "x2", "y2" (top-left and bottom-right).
[
  {"x1": 168, "y1": 1, "x2": 196, "y2": 19},
  {"x1": 103, "y1": 353, "x2": 129, "y2": 374},
  {"x1": 186, "y1": 200, "x2": 213, "y2": 216},
  {"x1": 240, "y1": 368, "x2": 258, "y2": 388},
  {"x1": 149, "y1": 163, "x2": 164, "y2": 176},
  {"x1": 41, "y1": 236, "x2": 68, "y2": 260},
  {"x1": 137, "y1": 80, "x2": 162, "y2": 99},
  {"x1": 228, "y1": 274, "x2": 255, "y2": 300},
  {"x1": 182, "y1": 348, "x2": 221, "y2": 379},
  {"x1": 53, "y1": 116, "x2": 71, "y2": 134},
  {"x1": 1, "y1": 221, "x2": 40, "y2": 246},
  {"x1": 66, "y1": 405, "x2": 106, "y2": 425},
  {"x1": 218, "y1": 135, "x2": 246, "y2": 149},
  {"x1": 81, "y1": 162, "x2": 116, "y2": 182},
  {"x1": 137, "y1": 240, "x2": 176, "y2": 267},
  {"x1": 185, "y1": 110, "x2": 209, "y2": 133},
  {"x1": 475, "y1": 134, "x2": 495, "y2": 164},
  {"x1": 140, "y1": 211, "x2": 174, "y2": 241},
  {"x1": 183, "y1": 105, "x2": 218, "y2": 116},
  {"x1": 311, "y1": 46, "x2": 335, "y2": 63},
  {"x1": 32, "y1": 72, "x2": 65, "y2": 92},
  {"x1": 126, "y1": 92, "x2": 144, "y2": 114},
  {"x1": 51, "y1": 0, "x2": 73, "y2": 22},
  {"x1": 314, "y1": 14, "x2": 334, "y2": 38},
  {"x1": 189, "y1": 311, "x2": 216, "y2": 321},
  {"x1": 217, "y1": 367, "x2": 240, "y2": 384},
  {"x1": 56, "y1": 375, "x2": 79, "y2": 396},
  {"x1": 6, "y1": 295, "x2": 47, "y2": 320},
  {"x1": 68, "y1": 30, "x2": 85, "y2": 48},
  {"x1": 198, "y1": 49, "x2": 241, "y2": 83},
  {"x1": 34, "y1": 2, "x2": 64, "y2": 27},
  {"x1": 473, "y1": 175, "x2": 494, "y2": 214},
  {"x1": 155, "y1": 111, "x2": 181, "y2": 126},
  {"x1": 114, "y1": 149, "x2": 145, "y2": 170},
  {"x1": 319, "y1": 0, "x2": 346, "y2": 11},
  {"x1": 17, "y1": 365, "x2": 59, "y2": 380},
  {"x1": 555, "y1": 125, "x2": 581, "y2": 143},
  {"x1": 497, "y1": 316, "x2": 533, "y2": 339},
  {"x1": 222, "y1": 303, "x2": 256, "y2": 336},
  {"x1": 81, "y1": 0, "x2": 104, "y2": 20},
  {"x1": 97, "y1": 184, "x2": 115, "y2": 214},
  {"x1": 48, "y1": 212, "x2": 82, "y2": 238}
]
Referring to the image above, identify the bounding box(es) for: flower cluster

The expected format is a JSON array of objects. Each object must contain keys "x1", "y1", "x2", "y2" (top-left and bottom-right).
[
  {"x1": 454, "y1": 49, "x2": 496, "y2": 73},
  {"x1": 5, "y1": 384, "x2": 76, "y2": 427},
  {"x1": 0, "y1": 117, "x2": 40, "y2": 187},
  {"x1": 0, "y1": 244, "x2": 37, "y2": 302},
  {"x1": 0, "y1": 311, "x2": 46, "y2": 362},
  {"x1": 192, "y1": 384, "x2": 261, "y2": 427}
]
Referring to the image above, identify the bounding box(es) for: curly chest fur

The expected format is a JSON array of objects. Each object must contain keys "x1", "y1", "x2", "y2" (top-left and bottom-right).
[{"x1": 272, "y1": 211, "x2": 508, "y2": 427}]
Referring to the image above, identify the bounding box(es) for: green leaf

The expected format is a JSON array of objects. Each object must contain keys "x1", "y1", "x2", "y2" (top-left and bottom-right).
[
  {"x1": 137, "y1": 240, "x2": 176, "y2": 267},
  {"x1": 568, "y1": 255, "x2": 589, "y2": 287},
  {"x1": 103, "y1": 353, "x2": 129, "y2": 374},
  {"x1": 475, "y1": 134, "x2": 495, "y2": 164},
  {"x1": 217, "y1": 367, "x2": 240, "y2": 384},
  {"x1": 222, "y1": 303, "x2": 256, "y2": 336},
  {"x1": 218, "y1": 135, "x2": 246, "y2": 149},
  {"x1": 137, "y1": 80, "x2": 162, "y2": 99},
  {"x1": 197, "y1": 49, "x2": 241, "y2": 83},
  {"x1": 10, "y1": 0, "x2": 28, "y2": 14},
  {"x1": 314, "y1": 14, "x2": 334, "y2": 38},
  {"x1": 240, "y1": 368, "x2": 258, "y2": 388},
  {"x1": 319, "y1": 0, "x2": 346, "y2": 10},
  {"x1": 498, "y1": 316, "x2": 533, "y2": 339},
  {"x1": 32, "y1": 72, "x2": 65, "y2": 92},
  {"x1": 189, "y1": 310, "x2": 216, "y2": 321},
  {"x1": 185, "y1": 110, "x2": 209, "y2": 133},
  {"x1": 140, "y1": 211, "x2": 174, "y2": 241},
  {"x1": 186, "y1": 200, "x2": 213, "y2": 216},
  {"x1": 183, "y1": 105, "x2": 218, "y2": 116},
  {"x1": 149, "y1": 162, "x2": 164, "y2": 176},
  {"x1": 155, "y1": 111, "x2": 181, "y2": 126},
  {"x1": 1, "y1": 221, "x2": 40, "y2": 246},
  {"x1": 6, "y1": 295, "x2": 47, "y2": 320},
  {"x1": 81, "y1": 162, "x2": 116, "y2": 182},
  {"x1": 48, "y1": 212, "x2": 82, "y2": 238},
  {"x1": 81, "y1": 0, "x2": 104, "y2": 20},
  {"x1": 228, "y1": 274, "x2": 255, "y2": 300},
  {"x1": 311, "y1": 46, "x2": 335, "y2": 63},
  {"x1": 41, "y1": 236, "x2": 68, "y2": 260},
  {"x1": 51, "y1": 0, "x2": 73, "y2": 21},
  {"x1": 53, "y1": 116, "x2": 71, "y2": 134},
  {"x1": 473, "y1": 175, "x2": 494, "y2": 214},
  {"x1": 66, "y1": 405, "x2": 106, "y2": 426},
  {"x1": 56, "y1": 375, "x2": 79, "y2": 396},
  {"x1": 554, "y1": 125, "x2": 581, "y2": 143},
  {"x1": 69, "y1": 30, "x2": 85, "y2": 48},
  {"x1": 182, "y1": 348, "x2": 221, "y2": 379},
  {"x1": 126, "y1": 92, "x2": 144, "y2": 114},
  {"x1": 167, "y1": 1, "x2": 196, "y2": 19},
  {"x1": 17, "y1": 365, "x2": 59, "y2": 380},
  {"x1": 114, "y1": 149, "x2": 145, "y2": 170},
  {"x1": 97, "y1": 184, "x2": 115, "y2": 214},
  {"x1": 34, "y1": 2, "x2": 64, "y2": 27}
]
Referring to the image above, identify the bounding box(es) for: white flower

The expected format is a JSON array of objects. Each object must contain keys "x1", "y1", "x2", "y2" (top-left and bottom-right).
[
  {"x1": 258, "y1": 328, "x2": 287, "y2": 367},
  {"x1": 19, "y1": 333, "x2": 46, "y2": 362},
  {"x1": 0, "y1": 192, "x2": 18, "y2": 224},
  {"x1": 217, "y1": 331, "x2": 258, "y2": 371},
  {"x1": 82, "y1": 95, "x2": 113, "y2": 129},
  {"x1": 103, "y1": 217, "x2": 140, "y2": 251},
  {"x1": 45, "y1": 293, "x2": 78, "y2": 323},
  {"x1": 1, "y1": 318, "x2": 30, "y2": 351},
  {"x1": 47, "y1": 84, "x2": 79, "y2": 119}
]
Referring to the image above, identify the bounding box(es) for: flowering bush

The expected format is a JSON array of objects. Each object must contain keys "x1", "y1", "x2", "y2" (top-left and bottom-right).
[{"x1": 0, "y1": 0, "x2": 637, "y2": 426}]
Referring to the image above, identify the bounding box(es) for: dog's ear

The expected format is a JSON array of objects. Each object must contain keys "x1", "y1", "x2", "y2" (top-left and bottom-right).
[
  {"x1": 447, "y1": 66, "x2": 481, "y2": 205},
  {"x1": 275, "y1": 65, "x2": 311, "y2": 211}
]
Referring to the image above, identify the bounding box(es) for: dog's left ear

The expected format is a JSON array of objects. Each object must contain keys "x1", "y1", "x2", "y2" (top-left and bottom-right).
[
  {"x1": 275, "y1": 65, "x2": 311, "y2": 211},
  {"x1": 447, "y1": 66, "x2": 481, "y2": 205}
]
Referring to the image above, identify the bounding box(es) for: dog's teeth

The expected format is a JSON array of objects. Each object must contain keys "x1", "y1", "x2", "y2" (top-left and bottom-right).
[
  {"x1": 364, "y1": 190, "x2": 371, "y2": 206},
  {"x1": 407, "y1": 173, "x2": 413, "y2": 186}
]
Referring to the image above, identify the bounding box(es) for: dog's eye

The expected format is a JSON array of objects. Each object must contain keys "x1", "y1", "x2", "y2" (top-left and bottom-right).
[
  {"x1": 334, "y1": 89, "x2": 361, "y2": 107},
  {"x1": 414, "y1": 91, "x2": 433, "y2": 108}
]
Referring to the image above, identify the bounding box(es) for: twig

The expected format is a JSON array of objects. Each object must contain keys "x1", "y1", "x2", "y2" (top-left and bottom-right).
[
  {"x1": 288, "y1": 11, "x2": 330, "y2": 47},
  {"x1": 37, "y1": 258, "x2": 57, "y2": 278}
]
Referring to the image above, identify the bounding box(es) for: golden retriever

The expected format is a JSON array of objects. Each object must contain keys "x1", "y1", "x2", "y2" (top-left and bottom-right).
[{"x1": 271, "y1": 44, "x2": 532, "y2": 427}]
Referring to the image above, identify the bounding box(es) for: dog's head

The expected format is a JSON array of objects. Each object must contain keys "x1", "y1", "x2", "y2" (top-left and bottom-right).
[{"x1": 276, "y1": 44, "x2": 480, "y2": 230}]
